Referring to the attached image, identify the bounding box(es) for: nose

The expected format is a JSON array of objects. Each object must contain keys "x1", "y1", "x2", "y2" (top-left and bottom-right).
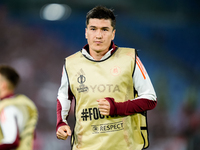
[{"x1": 96, "y1": 29, "x2": 102, "y2": 39}]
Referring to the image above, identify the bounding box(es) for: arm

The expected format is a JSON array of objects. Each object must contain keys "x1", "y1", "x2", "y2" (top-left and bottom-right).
[
  {"x1": 56, "y1": 66, "x2": 73, "y2": 139},
  {"x1": 98, "y1": 56, "x2": 157, "y2": 116},
  {"x1": 0, "y1": 106, "x2": 20, "y2": 149}
]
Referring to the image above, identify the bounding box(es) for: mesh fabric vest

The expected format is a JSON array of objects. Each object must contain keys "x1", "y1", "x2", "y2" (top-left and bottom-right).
[
  {"x1": 0, "y1": 95, "x2": 38, "y2": 150},
  {"x1": 66, "y1": 47, "x2": 148, "y2": 150}
]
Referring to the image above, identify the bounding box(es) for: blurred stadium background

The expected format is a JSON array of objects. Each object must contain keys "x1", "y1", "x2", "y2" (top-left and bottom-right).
[{"x1": 0, "y1": 0, "x2": 200, "y2": 149}]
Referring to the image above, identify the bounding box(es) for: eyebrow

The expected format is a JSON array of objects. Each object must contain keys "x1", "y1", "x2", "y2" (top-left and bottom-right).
[{"x1": 89, "y1": 26, "x2": 110, "y2": 30}]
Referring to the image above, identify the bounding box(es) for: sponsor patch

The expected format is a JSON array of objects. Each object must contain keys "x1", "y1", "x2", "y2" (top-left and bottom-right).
[{"x1": 92, "y1": 121, "x2": 124, "y2": 134}]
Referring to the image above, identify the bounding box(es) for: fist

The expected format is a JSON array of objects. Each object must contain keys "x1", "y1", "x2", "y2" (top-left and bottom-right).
[
  {"x1": 56, "y1": 125, "x2": 71, "y2": 140},
  {"x1": 97, "y1": 99, "x2": 110, "y2": 116}
]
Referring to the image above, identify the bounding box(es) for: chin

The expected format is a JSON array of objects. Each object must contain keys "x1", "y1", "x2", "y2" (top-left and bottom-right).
[{"x1": 93, "y1": 47, "x2": 103, "y2": 52}]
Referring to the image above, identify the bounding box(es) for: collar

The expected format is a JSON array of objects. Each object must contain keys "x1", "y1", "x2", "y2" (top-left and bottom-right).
[
  {"x1": 82, "y1": 41, "x2": 117, "y2": 61},
  {"x1": 0, "y1": 93, "x2": 15, "y2": 101}
]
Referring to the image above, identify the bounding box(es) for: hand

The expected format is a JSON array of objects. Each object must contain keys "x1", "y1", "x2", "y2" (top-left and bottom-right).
[
  {"x1": 97, "y1": 98, "x2": 110, "y2": 116},
  {"x1": 56, "y1": 125, "x2": 71, "y2": 140}
]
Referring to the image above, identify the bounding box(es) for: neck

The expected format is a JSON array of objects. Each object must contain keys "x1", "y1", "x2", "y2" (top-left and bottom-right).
[
  {"x1": 89, "y1": 49, "x2": 108, "y2": 61},
  {"x1": 83, "y1": 41, "x2": 116, "y2": 61}
]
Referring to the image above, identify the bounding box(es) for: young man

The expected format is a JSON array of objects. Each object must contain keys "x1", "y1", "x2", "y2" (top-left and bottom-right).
[
  {"x1": 0, "y1": 65, "x2": 38, "y2": 150},
  {"x1": 56, "y1": 6, "x2": 157, "y2": 150}
]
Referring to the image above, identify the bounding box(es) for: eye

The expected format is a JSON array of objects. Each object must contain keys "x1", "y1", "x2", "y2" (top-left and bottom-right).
[
  {"x1": 103, "y1": 28, "x2": 108, "y2": 31},
  {"x1": 90, "y1": 28, "x2": 96, "y2": 31}
]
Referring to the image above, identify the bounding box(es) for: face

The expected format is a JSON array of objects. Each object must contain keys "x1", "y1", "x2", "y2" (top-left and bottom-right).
[
  {"x1": 0, "y1": 74, "x2": 13, "y2": 99},
  {"x1": 0, "y1": 74, "x2": 4, "y2": 98},
  {"x1": 85, "y1": 18, "x2": 115, "y2": 55},
  {"x1": 0, "y1": 74, "x2": 3, "y2": 87}
]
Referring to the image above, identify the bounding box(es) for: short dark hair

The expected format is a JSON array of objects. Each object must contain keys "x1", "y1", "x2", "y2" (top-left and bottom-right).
[
  {"x1": 0, "y1": 65, "x2": 20, "y2": 89},
  {"x1": 86, "y1": 6, "x2": 116, "y2": 30}
]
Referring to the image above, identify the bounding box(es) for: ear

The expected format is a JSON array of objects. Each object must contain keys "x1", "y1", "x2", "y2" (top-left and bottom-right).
[
  {"x1": 85, "y1": 28, "x2": 88, "y2": 39},
  {"x1": 111, "y1": 29, "x2": 116, "y2": 40}
]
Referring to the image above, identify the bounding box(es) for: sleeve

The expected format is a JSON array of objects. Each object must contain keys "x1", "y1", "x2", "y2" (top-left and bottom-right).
[
  {"x1": 56, "y1": 65, "x2": 74, "y2": 131},
  {"x1": 107, "y1": 56, "x2": 157, "y2": 116},
  {"x1": 133, "y1": 56, "x2": 157, "y2": 101},
  {"x1": 0, "y1": 106, "x2": 20, "y2": 149}
]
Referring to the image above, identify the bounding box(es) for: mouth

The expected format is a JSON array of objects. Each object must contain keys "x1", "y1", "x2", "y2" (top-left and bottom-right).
[{"x1": 94, "y1": 41, "x2": 102, "y2": 44}]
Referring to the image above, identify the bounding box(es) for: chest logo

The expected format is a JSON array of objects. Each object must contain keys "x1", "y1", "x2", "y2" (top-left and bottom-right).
[
  {"x1": 77, "y1": 75, "x2": 86, "y2": 84},
  {"x1": 111, "y1": 66, "x2": 121, "y2": 76},
  {"x1": 77, "y1": 75, "x2": 88, "y2": 93}
]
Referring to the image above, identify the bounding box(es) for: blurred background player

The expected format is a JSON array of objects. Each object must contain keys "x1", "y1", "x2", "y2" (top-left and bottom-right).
[{"x1": 0, "y1": 65, "x2": 38, "y2": 150}]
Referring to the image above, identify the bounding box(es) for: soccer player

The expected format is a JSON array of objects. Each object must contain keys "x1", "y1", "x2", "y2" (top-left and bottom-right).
[
  {"x1": 0, "y1": 65, "x2": 38, "y2": 150},
  {"x1": 56, "y1": 6, "x2": 157, "y2": 150}
]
